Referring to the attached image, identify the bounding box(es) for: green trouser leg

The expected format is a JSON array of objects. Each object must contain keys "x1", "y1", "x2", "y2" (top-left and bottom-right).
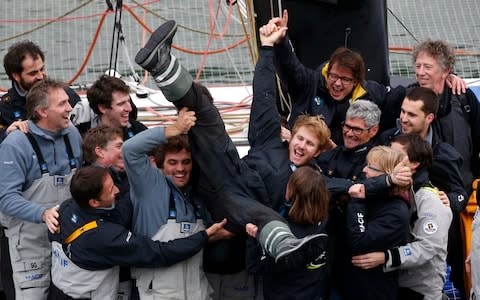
[
  {"x1": 257, "y1": 220, "x2": 295, "y2": 258},
  {"x1": 154, "y1": 57, "x2": 193, "y2": 102}
]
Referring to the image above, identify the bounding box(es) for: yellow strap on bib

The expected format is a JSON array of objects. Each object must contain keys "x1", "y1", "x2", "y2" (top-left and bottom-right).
[{"x1": 64, "y1": 220, "x2": 98, "y2": 244}]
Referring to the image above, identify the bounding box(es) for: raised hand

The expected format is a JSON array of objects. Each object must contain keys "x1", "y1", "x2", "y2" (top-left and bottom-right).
[{"x1": 166, "y1": 107, "x2": 197, "y2": 137}]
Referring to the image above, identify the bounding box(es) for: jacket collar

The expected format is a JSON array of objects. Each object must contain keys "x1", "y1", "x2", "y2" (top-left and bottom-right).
[
  {"x1": 342, "y1": 140, "x2": 374, "y2": 155},
  {"x1": 13, "y1": 81, "x2": 28, "y2": 98},
  {"x1": 321, "y1": 62, "x2": 367, "y2": 101},
  {"x1": 27, "y1": 120, "x2": 70, "y2": 140}
]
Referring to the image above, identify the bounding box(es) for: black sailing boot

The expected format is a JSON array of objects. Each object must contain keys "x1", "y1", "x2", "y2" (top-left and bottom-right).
[{"x1": 135, "y1": 20, "x2": 193, "y2": 101}]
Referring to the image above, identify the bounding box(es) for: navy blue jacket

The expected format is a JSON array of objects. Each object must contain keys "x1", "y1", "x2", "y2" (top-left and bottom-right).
[
  {"x1": 242, "y1": 48, "x2": 294, "y2": 211},
  {"x1": 343, "y1": 195, "x2": 409, "y2": 300},
  {"x1": 316, "y1": 140, "x2": 393, "y2": 199},
  {"x1": 433, "y1": 85, "x2": 480, "y2": 191},
  {"x1": 48, "y1": 195, "x2": 208, "y2": 271}
]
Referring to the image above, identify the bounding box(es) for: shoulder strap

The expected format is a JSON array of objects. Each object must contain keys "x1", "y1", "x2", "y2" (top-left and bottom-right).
[
  {"x1": 124, "y1": 127, "x2": 135, "y2": 140},
  {"x1": 168, "y1": 191, "x2": 177, "y2": 219},
  {"x1": 63, "y1": 135, "x2": 78, "y2": 170},
  {"x1": 64, "y1": 220, "x2": 98, "y2": 244},
  {"x1": 25, "y1": 132, "x2": 49, "y2": 174}
]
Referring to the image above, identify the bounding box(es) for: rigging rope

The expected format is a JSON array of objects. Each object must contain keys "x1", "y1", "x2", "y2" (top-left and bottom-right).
[
  {"x1": 387, "y1": 7, "x2": 418, "y2": 43},
  {"x1": 0, "y1": 0, "x2": 95, "y2": 44},
  {"x1": 195, "y1": 0, "x2": 234, "y2": 81},
  {"x1": 108, "y1": 0, "x2": 124, "y2": 75},
  {"x1": 54, "y1": 2, "x2": 250, "y2": 85},
  {"x1": 68, "y1": 9, "x2": 109, "y2": 84},
  {"x1": 0, "y1": 0, "x2": 252, "y2": 87},
  {"x1": 236, "y1": 0, "x2": 256, "y2": 65},
  {"x1": 129, "y1": 0, "x2": 245, "y2": 38},
  {"x1": 124, "y1": 5, "x2": 250, "y2": 56}
]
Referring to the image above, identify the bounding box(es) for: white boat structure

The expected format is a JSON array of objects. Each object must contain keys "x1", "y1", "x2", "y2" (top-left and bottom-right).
[{"x1": 127, "y1": 82, "x2": 253, "y2": 157}]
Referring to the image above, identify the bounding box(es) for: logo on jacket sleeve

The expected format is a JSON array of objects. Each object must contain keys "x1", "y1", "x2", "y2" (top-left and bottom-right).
[
  {"x1": 1, "y1": 94, "x2": 11, "y2": 104},
  {"x1": 70, "y1": 213, "x2": 78, "y2": 224},
  {"x1": 423, "y1": 220, "x2": 438, "y2": 234},
  {"x1": 403, "y1": 247, "x2": 412, "y2": 256},
  {"x1": 357, "y1": 212, "x2": 365, "y2": 232},
  {"x1": 314, "y1": 96, "x2": 324, "y2": 106}
]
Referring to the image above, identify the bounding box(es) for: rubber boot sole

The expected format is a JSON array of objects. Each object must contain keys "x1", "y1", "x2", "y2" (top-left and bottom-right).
[
  {"x1": 135, "y1": 20, "x2": 177, "y2": 67},
  {"x1": 275, "y1": 233, "x2": 328, "y2": 264}
]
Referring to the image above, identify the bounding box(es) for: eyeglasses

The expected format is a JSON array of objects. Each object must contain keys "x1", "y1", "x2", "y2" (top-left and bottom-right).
[
  {"x1": 327, "y1": 72, "x2": 355, "y2": 85},
  {"x1": 341, "y1": 122, "x2": 370, "y2": 135},
  {"x1": 366, "y1": 164, "x2": 384, "y2": 173}
]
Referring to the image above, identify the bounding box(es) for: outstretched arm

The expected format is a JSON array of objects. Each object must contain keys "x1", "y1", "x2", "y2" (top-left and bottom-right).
[{"x1": 248, "y1": 47, "x2": 283, "y2": 147}]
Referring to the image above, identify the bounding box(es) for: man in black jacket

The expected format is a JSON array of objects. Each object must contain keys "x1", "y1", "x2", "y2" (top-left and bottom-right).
[
  {"x1": 48, "y1": 166, "x2": 227, "y2": 299},
  {"x1": 412, "y1": 39, "x2": 480, "y2": 196}
]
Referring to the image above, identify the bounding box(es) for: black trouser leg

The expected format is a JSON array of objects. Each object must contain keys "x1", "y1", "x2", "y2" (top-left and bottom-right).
[{"x1": 174, "y1": 83, "x2": 284, "y2": 234}]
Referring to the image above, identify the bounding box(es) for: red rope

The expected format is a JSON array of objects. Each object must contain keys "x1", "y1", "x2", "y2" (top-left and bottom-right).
[
  {"x1": 0, "y1": 2, "x2": 245, "y2": 90},
  {"x1": 67, "y1": 9, "x2": 109, "y2": 84},
  {"x1": 195, "y1": 0, "x2": 230, "y2": 81},
  {"x1": 0, "y1": 0, "x2": 161, "y2": 23},
  {"x1": 124, "y1": 4, "x2": 249, "y2": 56}
]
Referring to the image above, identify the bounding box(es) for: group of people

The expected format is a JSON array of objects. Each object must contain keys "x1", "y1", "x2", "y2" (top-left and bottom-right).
[{"x1": 0, "y1": 8, "x2": 479, "y2": 300}]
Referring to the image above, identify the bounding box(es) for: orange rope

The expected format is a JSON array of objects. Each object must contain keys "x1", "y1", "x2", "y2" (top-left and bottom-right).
[
  {"x1": 209, "y1": 0, "x2": 234, "y2": 39},
  {"x1": 216, "y1": 95, "x2": 253, "y2": 113},
  {"x1": 196, "y1": 0, "x2": 223, "y2": 81},
  {"x1": 195, "y1": 0, "x2": 236, "y2": 80},
  {"x1": 67, "y1": 9, "x2": 109, "y2": 84},
  {"x1": 1, "y1": 3, "x2": 248, "y2": 88},
  {"x1": 175, "y1": 37, "x2": 249, "y2": 55}
]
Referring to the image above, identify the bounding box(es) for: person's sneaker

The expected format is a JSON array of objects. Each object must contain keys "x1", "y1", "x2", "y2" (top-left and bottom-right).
[
  {"x1": 275, "y1": 233, "x2": 328, "y2": 268},
  {"x1": 135, "y1": 20, "x2": 177, "y2": 77}
]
